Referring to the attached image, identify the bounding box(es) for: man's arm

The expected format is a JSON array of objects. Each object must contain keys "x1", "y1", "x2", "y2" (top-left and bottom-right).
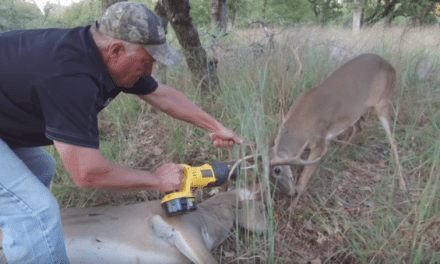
[
  {"x1": 53, "y1": 140, "x2": 183, "y2": 191},
  {"x1": 137, "y1": 83, "x2": 241, "y2": 148}
]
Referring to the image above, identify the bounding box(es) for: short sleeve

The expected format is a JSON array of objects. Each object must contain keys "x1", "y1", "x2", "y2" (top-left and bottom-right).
[{"x1": 37, "y1": 75, "x2": 101, "y2": 149}]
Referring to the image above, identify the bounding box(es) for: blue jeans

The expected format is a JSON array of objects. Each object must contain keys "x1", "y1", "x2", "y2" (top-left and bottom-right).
[{"x1": 0, "y1": 139, "x2": 69, "y2": 263}]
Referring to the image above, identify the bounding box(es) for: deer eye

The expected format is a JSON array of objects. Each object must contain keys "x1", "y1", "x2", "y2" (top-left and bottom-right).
[{"x1": 274, "y1": 167, "x2": 281, "y2": 175}]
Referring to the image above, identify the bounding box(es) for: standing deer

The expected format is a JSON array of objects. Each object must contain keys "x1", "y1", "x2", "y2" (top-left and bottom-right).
[
  {"x1": 269, "y1": 53, "x2": 406, "y2": 207},
  {"x1": 58, "y1": 186, "x2": 266, "y2": 264}
]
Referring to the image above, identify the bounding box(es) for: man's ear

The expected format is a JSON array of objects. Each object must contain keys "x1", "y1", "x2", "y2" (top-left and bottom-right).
[{"x1": 107, "y1": 41, "x2": 125, "y2": 62}]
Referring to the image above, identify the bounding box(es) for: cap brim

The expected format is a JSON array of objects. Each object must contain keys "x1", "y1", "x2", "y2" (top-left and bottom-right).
[{"x1": 144, "y1": 43, "x2": 180, "y2": 65}]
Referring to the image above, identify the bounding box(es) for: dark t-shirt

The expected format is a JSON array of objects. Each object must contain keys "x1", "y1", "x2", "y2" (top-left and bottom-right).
[{"x1": 0, "y1": 26, "x2": 158, "y2": 149}]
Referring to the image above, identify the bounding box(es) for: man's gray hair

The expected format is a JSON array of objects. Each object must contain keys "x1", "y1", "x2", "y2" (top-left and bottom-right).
[{"x1": 91, "y1": 25, "x2": 141, "y2": 56}]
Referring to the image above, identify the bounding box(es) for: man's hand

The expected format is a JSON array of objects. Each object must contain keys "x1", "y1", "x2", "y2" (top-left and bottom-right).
[
  {"x1": 153, "y1": 163, "x2": 184, "y2": 192},
  {"x1": 209, "y1": 127, "x2": 242, "y2": 148}
]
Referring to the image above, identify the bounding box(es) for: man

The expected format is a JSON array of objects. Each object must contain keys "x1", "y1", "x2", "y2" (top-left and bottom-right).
[{"x1": 0, "y1": 2, "x2": 241, "y2": 263}]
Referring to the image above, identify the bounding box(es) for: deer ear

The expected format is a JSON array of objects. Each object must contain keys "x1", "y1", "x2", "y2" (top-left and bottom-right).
[
  {"x1": 268, "y1": 146, "x2": 274, "y2": 158},
  {"x1": 237, "y1": 198, "x2": 266, "y2": 233},
  {"x1": 251, "y1": 183, "x2": 264, "y2": 201},
  {"x1": 238, "y1": 188, "x2": 255, "y2": 201},
  {"x1": 238, "y1": 183, "x2": 265, "y2": 201},
  {"x1": 268, "y1": 146, "x2": 278, "y2": 164},
  {"x1": 269, "y1": 143, "x2": 287, "y2": 165}
]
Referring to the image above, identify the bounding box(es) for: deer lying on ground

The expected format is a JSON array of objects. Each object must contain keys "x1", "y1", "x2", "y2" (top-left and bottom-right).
[
  {"x1": 60, "y1": 186, "x2": 266, "y2": 264},
  {"x1": 269, "y1": 53, "x2": 406, "y2": 208}
]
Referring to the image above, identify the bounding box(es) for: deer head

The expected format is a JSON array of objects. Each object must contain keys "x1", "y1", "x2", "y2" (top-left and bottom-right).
[{"x1": 268, "y1": 127, "x2": 320, "y2": 196}]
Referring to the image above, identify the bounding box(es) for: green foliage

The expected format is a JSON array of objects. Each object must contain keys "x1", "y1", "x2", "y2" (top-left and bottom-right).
[
  {"x1": 14, "y1": 0, "x2": 44, "y2": 28},
  {"x1": 226, "y1": 0, "x2": 258, "y2": 26},
  {"x1": 0, "y1": 0, "x2": 48, "y2": 31},
  {"x1": 0, "y1": 0, "x2": 64, "y2": 32},
  {"x1": 186, "y1": 0, "x2": 255, "y2": 27},
  {"x1": 265, "y1": 0, "x2": 315, "y2": 24},
  {"x1": 186, "y1": 0, "x2": 342, "y2": 27},
  {"x1": 62, "y1": 0, "x2": 102, "y2": 28},
  {"x1": 226, "y1": 0, "x2": 248, "y2": 19},
  {"x1": 185, "y1": 0, "x2": 264, "y2": 28},
  {"x1": 189, "y1": 0, "x2": 210, "y2": 25},
  {"x1": 363, "y1": 0, "x2": 439, "y2": 25},
  {"x1": 0, "y1": 0, "x2": 20, "y2": 32},
  {"x1": 308, "y1": 0, "x2": 344, "y2": 25},
  {"x1": 1, "y1": 0, "x2": 440, "y2": 32},
  {"x1": 60, "y1": 0, "x2": 158, "y2": 28}
]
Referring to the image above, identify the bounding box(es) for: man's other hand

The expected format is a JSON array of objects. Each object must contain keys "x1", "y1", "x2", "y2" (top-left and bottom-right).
[{"x1": 209, "y1": 128, "x2": 242, "y2": 148}]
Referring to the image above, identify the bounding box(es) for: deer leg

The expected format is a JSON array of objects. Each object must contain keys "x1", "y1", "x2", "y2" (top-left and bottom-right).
[
  {"x1": 340, "y1": 123, "x2": 358, "y2": 152},
  {"x1": 341, "y1": 116, "x2": 366, "y2": 152},
  {"x1": 375, "y1": 105, "x2": 407, "y2": 190},
  {"x1": 291, "y1": 144, "x2": 326, "y2": 208}
]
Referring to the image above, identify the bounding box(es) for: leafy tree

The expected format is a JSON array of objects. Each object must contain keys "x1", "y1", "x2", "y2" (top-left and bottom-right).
[
  {"x1": 265, "y1": 0, "x2": 315, "y2": 24},
  {"x1": 186, "y1": 0, "x2": 259, "y2": 28},
  {"x1": 211, "y1": 0, "x2": 227, "y2": 30},
  {"x1": 0, "y1": 0, "x2": 63, "y2": 32},
  {"x1": 363, "y1": 0, "x2": 440, "y2": 25},
  {"x1": 353, "y1": 0, "x2": 362, "y2": 33},
  {"x1": 62, "y1": 0, "x2": 102, "y2": 28},
  {"x1": 0, "y1": 0, "x2": 21, "y2": 32},
  {"x1": 15, "y1": 1, "x2": 42, "y2": 26},
  {"x1": 308, "y1": 0, "x2": 343, "y2": 25},
  {"x1": 226, "y1": 0, "x2": 249, "y2": 27},
  {"x1": 189, "y1": 0, "x2": 211, "y2": 25}
]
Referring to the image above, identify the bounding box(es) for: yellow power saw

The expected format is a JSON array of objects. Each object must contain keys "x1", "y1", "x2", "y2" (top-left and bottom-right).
[{"x1": 161, "y1": 162, "x2": 239, "y2": 216}]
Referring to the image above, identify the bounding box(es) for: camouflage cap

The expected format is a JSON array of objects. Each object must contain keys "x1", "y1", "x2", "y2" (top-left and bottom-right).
[{"x1": 96, "y1": 1, "x2": 180, "y2": 65}]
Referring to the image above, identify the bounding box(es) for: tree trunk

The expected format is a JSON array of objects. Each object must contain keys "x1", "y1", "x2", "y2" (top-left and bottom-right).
[
  {"x1": 365, "y1": 0, "x2": 398, "y2": 25},
  {"x1": 210, "y1": 0, "x2": 227, "y2": 31},
  {"x1": 210, "y1": 0, "x2": 219, "y2": 28},
  {"x1": 261, "y1": 0, "x2": 266, "y2": 22},
  {"x1": 229, "y1": 16, "x2": 235, "y2": 29},
  {"x1": 352, "y1": 0, "x2": 362, "y2": 35},
  {"x1": 219, "y1": 0, "x2": 226, "y2": 30},
  {"x1": 157, "y1": 0, "x2": 219, "y2": 93},
  {"x1": 102, "y1": 0, "x2": 126, "y2": 13}
]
